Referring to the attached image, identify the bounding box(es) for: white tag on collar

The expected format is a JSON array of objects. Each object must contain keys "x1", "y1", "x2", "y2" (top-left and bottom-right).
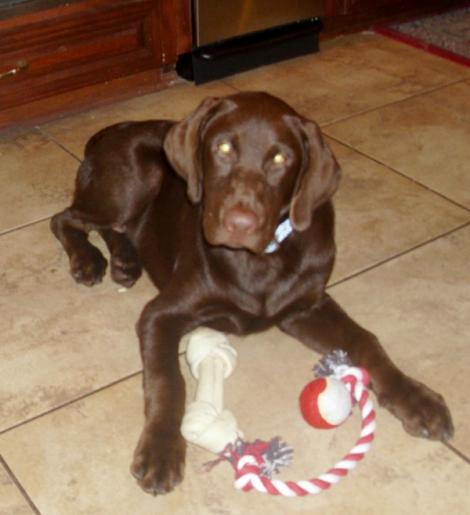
[{"x1": 264, "y1": 218, "x2": 293, "y2": 254}]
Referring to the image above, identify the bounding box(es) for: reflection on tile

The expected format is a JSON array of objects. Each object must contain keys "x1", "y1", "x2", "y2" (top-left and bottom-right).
[
  {"x1": 225, "y1": 33, "x2": 469, "y2": 124},
  {"x1": 0, "y1": 464, "x2": 34, "y2": 515},
  {"x1": 1, "y1": 330, "x2": 470, "y2": 514},
  {"x1": 41, "y1": 81, "x2": 237, "y2": 159},
  {"x1": 330, "y1": 225, "x2": 470, "y2": 455},
  {"x1": 325, "y1": 81, "x2": 470, "y2": 208},
  {"x1": 0, "y1": 130, "x2": 78, "y2": 234},
  {"x1": 330, "y1": 139, "x2": 470, "y2": 281},
  {"x1": 0, "y1": 221, "x2": 155, "y2": 432}
]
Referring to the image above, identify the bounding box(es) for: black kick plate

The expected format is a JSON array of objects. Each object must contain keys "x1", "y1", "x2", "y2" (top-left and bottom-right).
[{"x1": 177, "y1": 18, "x2": 323, "y2": 84}]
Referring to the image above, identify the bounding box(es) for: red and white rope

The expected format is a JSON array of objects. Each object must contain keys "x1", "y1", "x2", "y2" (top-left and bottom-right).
[{"x1": 232, "y1": 367, "x2": 376, "y2": 496}]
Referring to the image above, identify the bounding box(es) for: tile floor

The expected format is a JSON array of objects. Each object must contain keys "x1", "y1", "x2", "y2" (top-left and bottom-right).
[{"x1": 1, "y1": 32, "x2": 469, "y2": 515}]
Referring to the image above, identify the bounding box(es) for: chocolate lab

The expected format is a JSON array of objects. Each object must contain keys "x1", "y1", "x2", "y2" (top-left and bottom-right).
[{"x1": 51, "y1": 91, "x2": 453, "y2": 495}]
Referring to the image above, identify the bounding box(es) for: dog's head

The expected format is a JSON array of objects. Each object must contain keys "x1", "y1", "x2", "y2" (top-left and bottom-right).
[{"x1": 164, "y1": 91, "x2": 341, "y2": 254}]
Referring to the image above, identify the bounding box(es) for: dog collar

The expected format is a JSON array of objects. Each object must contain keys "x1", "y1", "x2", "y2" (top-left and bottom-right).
[{"x1": 264, "y1": 217, "x2": 293, "y2": 254}]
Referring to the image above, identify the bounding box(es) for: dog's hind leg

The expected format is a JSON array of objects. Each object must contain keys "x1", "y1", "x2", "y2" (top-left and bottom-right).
[
  {"x1": 99, "y1": 228, "x2": 142, "y2": 288},
  {"x1": 51, "y1": 121, "x2": 170, "y2": 286}
]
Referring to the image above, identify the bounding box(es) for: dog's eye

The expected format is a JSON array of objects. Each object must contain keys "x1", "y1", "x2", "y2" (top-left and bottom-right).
[
  {"x1": 273, "y1": 153, "x2": 286, "y2": 165},
  {"x1": 217, "y1": 141, "x2": 233, "y2": 155}
]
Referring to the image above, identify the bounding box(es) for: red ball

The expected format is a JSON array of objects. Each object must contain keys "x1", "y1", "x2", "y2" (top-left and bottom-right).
[{"x1": 299, "y1": 377, "x2": 352, "y2": 429}]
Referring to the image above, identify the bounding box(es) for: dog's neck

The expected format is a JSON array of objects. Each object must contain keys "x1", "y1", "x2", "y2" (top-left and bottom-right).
[{"x1": 264, "y1": 216, "x2": 293, "y2": 254}]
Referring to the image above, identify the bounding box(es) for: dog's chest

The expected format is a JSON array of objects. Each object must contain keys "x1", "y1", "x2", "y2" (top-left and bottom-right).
[{"x1": 217, "y1": 250, "x2": 307, "y2": 318}]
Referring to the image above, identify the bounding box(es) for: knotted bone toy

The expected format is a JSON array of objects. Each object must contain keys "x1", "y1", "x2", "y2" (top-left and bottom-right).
[
  {"x1": 181, "y1": 328, "x2": 376, "y2": 496},
  {"x1": 181, "y1": 328, "x2": 242, "y2": 452}
]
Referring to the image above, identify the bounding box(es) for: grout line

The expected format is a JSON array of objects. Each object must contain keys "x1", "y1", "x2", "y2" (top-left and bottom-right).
[
  {"x1": 0, "y1": 454, "x2": 41, "y2": 514},
  {"x1": 328, "y1": 220, "x2": 470, "y2": 289},
  {"x1": 223, "y1": 61, "x2": 467, "y2": 131},
  {"x1": 216, "y1": 80, "x2": 244, "y2": 92},
  {"x1": 443, "y1": 441, "x2": 470, "y2": 465},
  {"x1": 36, "y1": 126, "x2": 82, "y2": 163},
  {"x1": 0, "y1": 216, "x2": 54, "y2": 238},
  {"x1": 320, "y1": 77, "x2": 468, "y2": 129},
  {"x1": 326, "y1": 135, "x2": 470, "y2": 214},
  {"x1": 0, "y1": 371, "x2": 142, "y2": 438},
  {"x1": 0, "y1": 347, "x2": 185, "y2": 438}
]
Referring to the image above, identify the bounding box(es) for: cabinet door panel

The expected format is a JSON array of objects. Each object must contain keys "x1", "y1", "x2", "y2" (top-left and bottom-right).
[{"x1": 0, "y1": 0, "x2": 163, "y2": 109}]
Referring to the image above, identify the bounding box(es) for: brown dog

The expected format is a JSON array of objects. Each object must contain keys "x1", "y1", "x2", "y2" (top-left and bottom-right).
[{"x1": 51, "y1": 91, "x2": 453, "y2": 495}]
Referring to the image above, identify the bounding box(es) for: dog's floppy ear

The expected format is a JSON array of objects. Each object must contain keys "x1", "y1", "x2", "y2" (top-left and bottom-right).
[
  {"x1": 287, "y1": 116, "x2": 341, "y2": 231},
  {"x1": 163, "y1": 97, "x2": 221, "y2": 203}
]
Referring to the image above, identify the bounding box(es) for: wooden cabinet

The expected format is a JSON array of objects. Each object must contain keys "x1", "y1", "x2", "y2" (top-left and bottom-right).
[
  {"x1": 0, "y1": 0, "x2": 191, "y2": 130},
  {"x1": 324, "y1": 0, "x2": 463, "y2": 36}
]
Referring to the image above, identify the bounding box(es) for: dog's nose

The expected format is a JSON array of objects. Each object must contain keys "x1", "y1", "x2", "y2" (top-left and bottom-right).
[{"x1": 224, "y1": 206, "x2": 259, "y2": 235}]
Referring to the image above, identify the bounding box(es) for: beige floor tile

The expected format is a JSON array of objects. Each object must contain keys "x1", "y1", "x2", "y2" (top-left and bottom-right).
[
  {"x1": 0, "y1": 464, "x2": 34, "y2": 515},
  {"x1": 1, "y1": 329, "x2": 469, "y2": 514},
  {"x1": 329, "y1": 139, "x2": 470, "y2": 282},
  {"x1": 224, "y1": 33, "x2": 469, "y2": 125},
  {"x1": 324, "y1": 81, "x2": 470, "y2": 208},
  {"x1": 0, "y1": 130, "x2": 78, "y2": 234},
  {"x1": 329, "y1": 224, "x2": 470, "y2": 455},
  {"x1": 40, "y1": 81, "x2": 237, "y2": 159},
  {"x1": 0, "y1": 221, "x2": 156, "y2": 432}
]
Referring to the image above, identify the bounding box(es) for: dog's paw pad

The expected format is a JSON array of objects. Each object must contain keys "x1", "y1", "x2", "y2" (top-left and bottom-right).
[
  {"x1": 70, "y1": 248, "x2": 107, "y2": 286},
  {"x1": 131, "y1": 431, "x2": 186, "y2": 495}
]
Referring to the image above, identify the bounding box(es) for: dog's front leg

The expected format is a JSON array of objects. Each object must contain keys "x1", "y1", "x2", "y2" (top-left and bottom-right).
[
  {"x1": 279, "y1": 294, "x2": 454, "y2": 442},
  {"x1": 131, "y1": 297, "x2": 195, "y2": 495}
]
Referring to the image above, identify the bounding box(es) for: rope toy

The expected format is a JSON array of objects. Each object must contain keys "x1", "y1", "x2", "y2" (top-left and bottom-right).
[{"x1": 181, "y1": 328, "x2": 376, "y2": 496}]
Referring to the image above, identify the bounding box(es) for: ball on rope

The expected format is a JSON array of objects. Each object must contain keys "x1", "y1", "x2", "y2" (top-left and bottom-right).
[{"x1": 299, "y1": 376, "x2": 352, "y2": 429}]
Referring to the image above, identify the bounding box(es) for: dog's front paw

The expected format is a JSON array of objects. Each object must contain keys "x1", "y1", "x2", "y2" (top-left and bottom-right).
[
  {"x1": 70, "y1": 246, "x2": 107, "y2": 286},
  {"x1": 379, "y1": 375, "x2": 454, "y2": 441},
  {"x1": 110, "y1": 246, "x2": 142, "y2": 288},
  {"x1": 130, "y1": 429, "x2": 186, "y2": 495}
]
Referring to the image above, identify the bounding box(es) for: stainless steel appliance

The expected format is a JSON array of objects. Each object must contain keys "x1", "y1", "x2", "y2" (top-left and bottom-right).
[{"x1": 177, "y1": 0, "x2": 324, "y2": 83}]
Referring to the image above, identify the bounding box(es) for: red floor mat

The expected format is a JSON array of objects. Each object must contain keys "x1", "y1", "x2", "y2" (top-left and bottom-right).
[{"x1": 374, "y1": 5, "x2": 470, "y2": 67}]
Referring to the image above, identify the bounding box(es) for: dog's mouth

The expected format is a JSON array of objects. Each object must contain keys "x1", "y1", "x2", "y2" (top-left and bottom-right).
[{"x1": 204, "y1": 229, "x2": 270, "y2": 254}]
